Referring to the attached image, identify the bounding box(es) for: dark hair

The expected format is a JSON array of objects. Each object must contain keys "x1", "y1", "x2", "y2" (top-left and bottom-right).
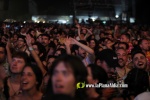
[
  {"x1": 47, "y1": 55, "x2": 57, "y2": 61},
  {"x1": 118, "y1": 42, "x2": 129, "y2": 50},
  {"x1": 131, "y1": 50, "x2": 146, "y2": 60},
  {"x1": 43, "y1": 55, "x2": 88, "y2": 100},
  {"x1": 41, "y1": 33, "x2": 50, "y2": 40},
  {"x1": 23, "y1": 64, "x2": 43, "y2": 90},
  {"x1": 87, "y1": 64, "x2": 108, "y2": 94},
  {"x1": 12, "y1": 51, "x2": 29, "y2": 65},
  {"x1": 0, "y1": 43, "x2": 7, "y2": 55},
  {"x1": 138, "y1": 38, "x2": 148, "y2": 45},
  {"x1": 32, "y1": 42, "x2": 46, "y2": 61},
  {"x1": 55, "y1": 48, "x2": 66, "y2": 57},
  {"x1": 124, "y1": 68, "x2": 149, "y2": 96},
  {"x1": 18, "y1": 35, "x2": 26, "y2": 43},
  {"x1": 121, "y1": 33, "x2": 130, "y2": 40}
]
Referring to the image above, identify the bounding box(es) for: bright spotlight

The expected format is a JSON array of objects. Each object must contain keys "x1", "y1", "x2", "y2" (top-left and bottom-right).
[
  {"x1": 115, "y1": 15, "x2": 119, "y2": 18},
  {"x1": 23, "y1": 21, "x2": 26, "y2": 23},
  {"x1": 103, "y1": 21, "x2": 106, "y2": 24}
]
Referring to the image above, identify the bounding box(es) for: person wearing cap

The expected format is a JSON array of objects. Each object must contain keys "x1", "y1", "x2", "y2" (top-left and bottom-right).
[
  {"x1": 98, "y1": 49, "x2": 119, "y2": 79},
  {"x1": 115, "y1": 48, "x2": 131, "y2": 83}
]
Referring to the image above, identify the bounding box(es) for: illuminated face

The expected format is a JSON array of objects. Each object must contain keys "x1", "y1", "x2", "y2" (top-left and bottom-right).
[
  {"x1": 140, "y1": 40, "x2": 149, "y2": 51},
  {"x1": 42, "y1": 36, "x2": 50, "y2": 47},
  {"x1": 78, "y1": 47, "x2": 86, "y2": 58},
  {"x1": 120, "y1": 35, "x2": 129, "y2": 43},
  {"x1": 10, "y1": 58, "x2": 25, "y2": 74},
  {"x1": 17, "y1": 38, "x2": 25, "y2": 49},
  {"x1": 89, "y1": 40, "x2": 96, "y2": 49},
  {"x1": 133, "y1": 53, "x2": 147, "y2": 69},
  {"x1": 116, "y1": 49, "x2": 128, "y2": 68},
  {"x1": 52, "y1": 62, "x2": 76, "y2": 96},
  {"x1": 21, "y1": 67, "x2": 37, "y2": 91}
]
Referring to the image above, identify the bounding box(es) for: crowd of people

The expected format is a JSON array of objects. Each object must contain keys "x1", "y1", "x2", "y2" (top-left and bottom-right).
[{"x1": 0, "y1": 21, "x2": 150, "y2": 100}]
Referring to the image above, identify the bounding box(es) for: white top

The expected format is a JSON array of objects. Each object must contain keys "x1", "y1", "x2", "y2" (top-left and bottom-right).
[{"x1": 134, "y1": 92, "x2": 150, "y2": 100}]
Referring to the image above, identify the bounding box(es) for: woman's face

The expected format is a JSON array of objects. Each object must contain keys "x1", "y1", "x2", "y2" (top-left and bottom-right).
[
  {"x1": 52, "y1": 62, "x2": 76, "y2": 96},
  {"x1": 33, "y1": 45, "x2": 39, "y2": 55},
  {"x1": 90, "y1": 40, "x2": 96, "y2": 49},
  {"x1": 21, "y1": 67, "x2": 37, "y2": 91}
]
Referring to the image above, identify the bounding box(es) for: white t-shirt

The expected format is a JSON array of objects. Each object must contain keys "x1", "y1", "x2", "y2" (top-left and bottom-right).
[{"x1": 134, "y1": 92, "x2": 150, "y2": 100}]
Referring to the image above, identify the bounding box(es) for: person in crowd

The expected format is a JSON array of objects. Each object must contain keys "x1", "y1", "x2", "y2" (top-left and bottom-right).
[
  {"x1": 36, "y1": 34, "x2": 42, "y2": 44},
  {"x1": 115, "y1": 48, "x2": 131, "y2": 83},
  {"x1": 72, "y1": 38, "x2": 95, "y2": 66},
  {"x1": 16, "y1": 35, "x2": 30, "y2": 55},
  {"x1": 0, "y1": 22, "x2": 150, "y2": 100},
  {"x1": 41, "y1": 33, "x2": 50, "y2": 54},
  {"x1": 9, "y1": 64, "x2": 43, "y2": 100},
  {"x1": 132, "y1": 50, "x2": 147, "y2": 70},
  {"x1": 120, "y1": 33, "x2": 133, "y2": 53},
  {"x1": 98, "y1": 49, "x2": 119, "y2": 79},
  {"x1": 47, "y1": 55, "x2": 57, "y2": 70},
  {"x1": 31, "y1": 42, "x2": 46, "y2": 66},
  {"x1": 42, "y1": 55, "x2": 88, "y2": 100},
  {"x1": 0, "y1": 43, "x2": 9, "y2": 77},
  {"x1": 124, "y1": 68, "x2": 149, "y2": 99},
  {"x1": 86, "y1": 64, "x2": 108, "y2": 100},
  {"x1": 3, "y1": 52, "x2": 29, "y2": 99},
  {"x1": 138, "y1": 38, "x2": 150, "y2": 66}
]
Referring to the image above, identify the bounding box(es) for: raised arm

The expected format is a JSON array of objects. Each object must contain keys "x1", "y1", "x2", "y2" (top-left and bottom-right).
[
  {"x1": 70, "y1": 38, "x2": 94, "y2": 55},
  {"x1": 26, "y1": 35, "x2": 46, "y2": 76},
  {"x1": 6, "y1": 40, "x2": 12, "y2": 65},
  {"x1": 64, "y1": 37, "x2": 71, "y2": 55}
]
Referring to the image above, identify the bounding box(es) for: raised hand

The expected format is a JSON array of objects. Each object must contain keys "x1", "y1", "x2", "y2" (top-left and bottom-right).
[
  {"x1": 6, "y1": 39, "x2": 11, "y2": 49},
  {"x1": 64, "y1": 37, "x2": 71, "y2": 46},
  {"x1": 76, "y1": 24, "x2": 80, "y2": 29},
  {"x1": 26, "y1": 34, "x2": 32, "y2": 46},
  {"x1": 70, "y1": 38, "x2": 77, "y2": 45}
]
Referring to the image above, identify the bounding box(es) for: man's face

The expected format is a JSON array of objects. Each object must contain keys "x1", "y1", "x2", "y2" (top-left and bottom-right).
[
  {"x1": 17, "y1": 38, "x2": 25, "y2": 49},
  {"x1": 78, "y1": 47, "x2": 86, "y2": 58},
  {"x1": 52, "y1": 62, "x2": 76, "y2": 96},
  {"x1": 133, "y1": 53, "x2": 147, "y2": 69},
  {"x1": 140, "y1": 40, "x2": 149, "y2": 51},
  {"x1": 120, "y1": 35, "x2": 129, "y2": 43},
  {"x1": 10, "y1": 57, "x2": 26, "y2": 74},
  {"x1": 0, "y1": 47, "x2": 6, "y2": 64},
  {"x1": 42, "y1": 36, "x2": 50, "y2": 47},
  {"x1": 116, "y1": 49, "x2": 128, "y2": 68}
]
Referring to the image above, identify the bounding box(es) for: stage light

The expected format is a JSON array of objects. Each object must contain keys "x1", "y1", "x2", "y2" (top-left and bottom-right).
[{"x1": 115, "y1": 15, "x2": 119, "y2": 18}]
